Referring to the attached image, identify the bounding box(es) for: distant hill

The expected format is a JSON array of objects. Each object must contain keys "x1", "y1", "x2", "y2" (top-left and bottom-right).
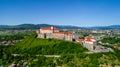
[
  {"x1": 0, "y1": 24, "x2": 82, "y2": 30},
  {"x1": 0, "y1": 25, "x2": 9, "y2": 28},
  {"x1": 85, "y1": 25, "x2": 120, "y2": 30},
  {"x1": 0, "y1": 24, "x2": 120, "y2": 30}
]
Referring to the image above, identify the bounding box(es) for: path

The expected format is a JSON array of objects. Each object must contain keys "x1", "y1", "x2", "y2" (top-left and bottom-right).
[{"x1": 11, "y1": 54, "x2": 61, "y2": 58}]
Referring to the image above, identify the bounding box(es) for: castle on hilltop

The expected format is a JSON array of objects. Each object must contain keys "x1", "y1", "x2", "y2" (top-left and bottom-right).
[
  {"x1": 36, "y1": 26, "x2": 79, "y2": 41},
  {"x1": 36, "y1": 26, "x2": 98, "y2": 51}
]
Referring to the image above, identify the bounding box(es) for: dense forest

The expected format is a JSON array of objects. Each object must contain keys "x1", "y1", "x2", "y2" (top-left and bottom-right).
[{"x1": 1, "y1": 33, "x2": 120, "y2": 67}]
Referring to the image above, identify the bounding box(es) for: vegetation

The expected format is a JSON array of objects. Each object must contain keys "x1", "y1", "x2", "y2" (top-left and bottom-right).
[
  {"x1": 101, "y1": 37, "x2": 120, "y2": 46},
  {"x1": 0, "y1": 32, "x2": 33, "y2": 41},
  {"x1": 1, "y1": 33, "x2": 120, "y2": 67},
  {"x1": 9, "y1": 33, "x2": 88, "y2": 55}
]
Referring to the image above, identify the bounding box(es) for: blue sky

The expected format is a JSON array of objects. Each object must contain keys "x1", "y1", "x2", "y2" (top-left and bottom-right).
[{"x1": 0, "y1": 0, "x2": 120, "y2": 27}]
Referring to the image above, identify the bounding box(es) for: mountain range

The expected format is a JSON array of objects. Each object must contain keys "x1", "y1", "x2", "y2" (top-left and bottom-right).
[
  {"x1": 0, "y1": 24, "x2": 120, "y2": 30},
  {"x1": 87, "y1": 25, "x2": 120, "y2": 30}
]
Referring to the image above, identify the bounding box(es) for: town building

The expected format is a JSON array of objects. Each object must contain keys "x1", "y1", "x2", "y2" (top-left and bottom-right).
[{"x1": 83, "y1": 36, "x2": 96, "y2": 51}]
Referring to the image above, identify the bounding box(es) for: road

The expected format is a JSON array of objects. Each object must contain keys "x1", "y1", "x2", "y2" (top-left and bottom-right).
[{"x1": 11, "y1": 54, "x2": 61, "y2": 58}]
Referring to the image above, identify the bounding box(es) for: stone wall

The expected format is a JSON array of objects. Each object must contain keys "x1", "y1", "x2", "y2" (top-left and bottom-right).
[{"x1": 37, "y1": 33, "x2": 78, "y2": 42}]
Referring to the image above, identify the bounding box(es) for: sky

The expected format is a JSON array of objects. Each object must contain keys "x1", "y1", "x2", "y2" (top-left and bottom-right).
[{"x1": 0, "y1": 0, "x2": 120, "y2": 27}]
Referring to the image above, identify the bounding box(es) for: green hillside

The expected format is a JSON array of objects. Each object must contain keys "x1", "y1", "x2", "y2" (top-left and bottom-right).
[
  {"x1": 10, "y1": 33, "x2": 88, "y2": 55},
  {"x1": 1, "y1": 33, "x2": 120, "y2": 67}
]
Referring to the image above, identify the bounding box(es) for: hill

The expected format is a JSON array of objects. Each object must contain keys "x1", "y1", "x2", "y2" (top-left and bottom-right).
[
  {"x1": 0, "y1": 24, "x2": 82, "y2": 30},
  {"x1": 88, "y1": 25, "x2": 120, "y2": 30},
  {"x1": 1, "y1": 33, "x2": 120, "y2": 66},
  {"x1": 1, "y1": 24, "x2": 120, "y2": 30},
  {"x1": 10, "y1": 33, "x2": 88, "y2": 55}
]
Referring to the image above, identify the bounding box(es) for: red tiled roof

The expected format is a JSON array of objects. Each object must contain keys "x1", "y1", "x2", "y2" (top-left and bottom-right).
[
  {"x1": 54, "y1": 32, "x2": 72, "y2": 34},
  {"x1": 87, "y1": 37, "x2": 95, "y2": 40},
  {"x1": 85, "y1": 37, "x2": 96, "y2": 42},
  {"x1": 77, "y1": 39, "x2": 83, "y2": 43},
  {"x1": 86, "y1": 38, "x2": 92, "y2": 42},
  {"x1": 114, "y1": 45, "x2": 118, "y2": 49},
  {"x1": 40, "y1": 27, "x2": 58, "y2": 30}
]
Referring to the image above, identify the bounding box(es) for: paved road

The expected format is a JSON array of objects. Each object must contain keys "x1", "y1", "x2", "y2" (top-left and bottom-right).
[{"x1": 11, "y1": 54, "x2": 61, "y2": 58}]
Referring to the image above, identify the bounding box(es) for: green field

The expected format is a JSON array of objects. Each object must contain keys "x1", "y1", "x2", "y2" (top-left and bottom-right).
[{"x1": 0, "y1": 32, "x2": 12, "y2": 36}]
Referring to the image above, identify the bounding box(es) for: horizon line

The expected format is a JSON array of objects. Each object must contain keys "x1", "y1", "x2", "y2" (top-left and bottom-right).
[{"x1": 0, "y1": 23, "x2": 120, "y2": 27}]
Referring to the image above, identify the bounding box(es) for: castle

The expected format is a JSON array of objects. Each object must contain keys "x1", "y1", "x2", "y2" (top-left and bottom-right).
[
  {"x1": 36, "y1": 26, "x2": 97, "y2": 51},
  {"x1": 36, "y1": 26, "x2": 79, "y2": 41}
]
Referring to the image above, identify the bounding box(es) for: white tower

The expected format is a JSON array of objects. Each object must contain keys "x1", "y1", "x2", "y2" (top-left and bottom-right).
[{"x1": 51, "y1": 26, "x2": 54, "y2": 33}]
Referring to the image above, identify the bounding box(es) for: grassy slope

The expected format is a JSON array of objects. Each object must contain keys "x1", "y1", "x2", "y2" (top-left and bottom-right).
[
  {"x1": 10, "y1": 34, "x2": 88, "y2": 55},
  {"x1": 2, "y1": 34, "x2": 120, "y2": 66}
]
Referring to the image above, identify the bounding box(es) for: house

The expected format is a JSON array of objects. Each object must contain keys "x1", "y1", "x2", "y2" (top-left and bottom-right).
[
  {"x1": 4, "y1": 41, "x2": 13, "y2": 46},
  {"x1": 113, "y1": 45, "x2": 120, "y2": 50},
  {"x1": 83, "y1": 36, "x2": 96, "y2": 51},
  {"x1": 77, "y1": 38, "x2": 83, "y2": 43}
]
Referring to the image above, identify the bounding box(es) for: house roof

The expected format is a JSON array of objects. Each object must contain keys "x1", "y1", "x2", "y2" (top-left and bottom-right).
[
  {"x1": 40, "y1": 27, "x2": 58, "y2": 30},
  {"x1": 54, "y1": 32, "x2": 72, "y2": 35},
  {"x1": 85, "y1": 37, "x2": 96, "y2": 42},
  {"x1": 77, "y1": 39, "x2": 83, "y2": 43}
]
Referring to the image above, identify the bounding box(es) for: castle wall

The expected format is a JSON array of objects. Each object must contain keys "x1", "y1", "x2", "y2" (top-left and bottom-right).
[
  {"x1": 40, "y1": 29, "x2": 53, "y2": 33},
  {"x1": 37, "y1": 33, "x2": 76, "y2": 42},
  {"x1": 64, "y1": 34, "x2": 73, "y2": 41},
  {"x1": 46, "y1": 33, "x2": 53, "y2": 38},
  {"x1": 53, "y1": 34, "x2": 65, "y2": 40},
  {"x1": 83, "y1": 41, "x2": 96, "y2": 51},
  {"x1": 37, "y1": 33, "x2": 44, "y2": 38}
]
